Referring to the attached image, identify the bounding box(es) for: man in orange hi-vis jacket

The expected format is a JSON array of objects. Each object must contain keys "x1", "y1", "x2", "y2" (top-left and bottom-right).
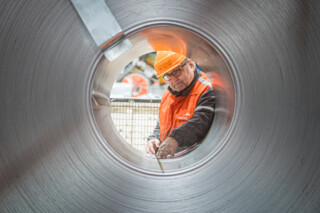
[{"x1": 145, "y1": 51, "x2": 215, "y2": 159}]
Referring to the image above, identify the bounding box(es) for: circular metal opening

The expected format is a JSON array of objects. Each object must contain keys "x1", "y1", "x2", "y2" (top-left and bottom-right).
[{"x1": 90, "y1": 24, "x2": 236, "y2": 174}]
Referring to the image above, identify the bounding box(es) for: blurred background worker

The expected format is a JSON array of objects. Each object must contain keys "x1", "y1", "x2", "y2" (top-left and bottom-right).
[{"x1": 145, "y1": 51, "x2": 216, "y2": 158}]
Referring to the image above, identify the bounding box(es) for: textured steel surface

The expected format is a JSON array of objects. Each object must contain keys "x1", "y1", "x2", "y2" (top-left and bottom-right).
[
  {"x1": 1, "y1": 0, "x2": 320, "y2": 212},
  {"x1": 70, "y1": 0, "x2": 123, "y2": 47},
  {"x1": 70, "y1": 0, "x2": 132, "y2": 61}
]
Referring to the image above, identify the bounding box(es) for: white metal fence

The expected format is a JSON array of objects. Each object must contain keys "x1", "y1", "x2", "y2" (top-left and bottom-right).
[{"x1": 110, "y1": 98, "x2": 161, "y2": 151}]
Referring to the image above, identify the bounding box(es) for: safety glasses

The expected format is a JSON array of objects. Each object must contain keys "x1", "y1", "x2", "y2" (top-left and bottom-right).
[{"x1": 163, "y1": 59, "x2": 189, "y2": 81}]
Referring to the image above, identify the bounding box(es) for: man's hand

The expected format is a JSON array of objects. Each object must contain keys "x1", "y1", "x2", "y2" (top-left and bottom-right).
[
  {"x1": 157, "y1": 137, "x2": 179, "y2": 159},
  {"x1": 145, "y1": 139, "x2": 161, "y2": 154}
]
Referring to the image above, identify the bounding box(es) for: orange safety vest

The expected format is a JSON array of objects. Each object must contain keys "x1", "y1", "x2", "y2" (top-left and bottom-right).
[{"x1": 159, "y1": 72, "x2": 212, "y2": 142}]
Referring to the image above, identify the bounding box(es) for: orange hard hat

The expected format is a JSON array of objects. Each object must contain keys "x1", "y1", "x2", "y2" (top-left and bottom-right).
[{"x1": 154, "y1": 51, "x2": 186, "y2": 77}]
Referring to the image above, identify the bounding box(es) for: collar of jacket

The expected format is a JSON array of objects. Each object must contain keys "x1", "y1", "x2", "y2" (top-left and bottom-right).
[{"x1": 168, "y1": 68, "x2": 201, "y2": 97}]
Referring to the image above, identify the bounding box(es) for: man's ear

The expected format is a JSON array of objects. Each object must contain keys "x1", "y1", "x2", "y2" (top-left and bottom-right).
[{"x1": 189, "y1": 60, "x2": 196, "y2": 71}]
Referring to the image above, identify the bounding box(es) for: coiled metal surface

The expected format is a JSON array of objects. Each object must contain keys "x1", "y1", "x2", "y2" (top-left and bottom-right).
[{"x1": 1, "y1": 0, "x2": 320, "y2": 212}]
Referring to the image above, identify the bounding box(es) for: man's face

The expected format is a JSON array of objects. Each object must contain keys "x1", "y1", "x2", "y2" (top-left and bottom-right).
[{"x1": 165, "y1": 60, "x2": 195, "y2": 92}]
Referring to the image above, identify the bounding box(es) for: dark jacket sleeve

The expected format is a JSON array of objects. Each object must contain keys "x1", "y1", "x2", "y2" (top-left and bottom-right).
[
  {"x1": 147, "y1": 120, "x2": 160, "y2": 141},
  {"x1": 169, "y1": 89, "x2": 216, "y2": 147}
]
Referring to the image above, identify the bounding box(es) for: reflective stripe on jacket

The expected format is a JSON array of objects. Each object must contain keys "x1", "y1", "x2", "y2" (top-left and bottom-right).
[{"x1": 159, "y1": 71, "x2": 212, "y2": 142}]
